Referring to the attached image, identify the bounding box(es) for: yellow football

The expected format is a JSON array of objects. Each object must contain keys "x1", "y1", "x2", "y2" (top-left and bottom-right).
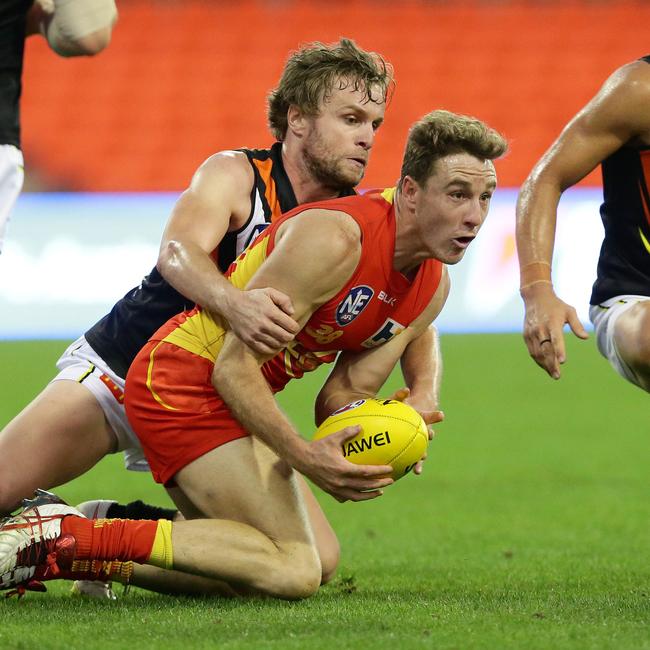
[{"x1": 313, "y1": 398, "x2": 429, "y2": 481}]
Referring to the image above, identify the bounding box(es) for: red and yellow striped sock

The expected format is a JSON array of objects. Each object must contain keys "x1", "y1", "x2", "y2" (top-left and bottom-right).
[
  {"x1": 60, "y1": 516, "x2": 174, "y2": 569},
  {"x1": 64, "y1": 559, "x2": 135, "y2": 583}
]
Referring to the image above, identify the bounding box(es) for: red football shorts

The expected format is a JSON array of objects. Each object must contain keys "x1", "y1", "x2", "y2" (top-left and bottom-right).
[{"x1": 124, "y1": 339, "x2": 249, "y2": 486}]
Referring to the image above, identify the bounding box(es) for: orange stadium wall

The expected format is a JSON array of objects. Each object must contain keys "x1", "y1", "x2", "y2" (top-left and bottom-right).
[{"x1": 21, "y1": 0, "x2": 650, "y2": 192}]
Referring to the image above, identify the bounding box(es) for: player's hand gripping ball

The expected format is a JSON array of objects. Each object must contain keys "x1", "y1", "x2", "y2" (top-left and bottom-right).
[{"x1": 313, "y1": 398, "x2": 429, "y2": 481}]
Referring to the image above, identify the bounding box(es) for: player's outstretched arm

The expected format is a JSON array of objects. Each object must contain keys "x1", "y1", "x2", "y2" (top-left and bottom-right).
[
  {"x1": 516, "y1": 60, "x2": 650, "y2": 379},
  {"x1": 157, "y1": 152, "x2": 300, "y2": 355},
  {"x1": 27, "y1": 0, "x2": 117, "y2": 57},
  {"x1": 212, "y1": 210, "x2": 393, "y2": 502}
]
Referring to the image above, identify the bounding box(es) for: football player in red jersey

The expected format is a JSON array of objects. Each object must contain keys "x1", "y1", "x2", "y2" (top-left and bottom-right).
[
  {"x1": 0, "y1": 110, "x2": 507, "y2": 600},
  {"x1": 517, "y1": 56, "x2": 650, "y2": 389},
  {"x1": 1, "y1": 39, "x2": 444, "y2": 596},
  {"x1": 0, "y1": 38, "x2": 391, "y2": 504}
]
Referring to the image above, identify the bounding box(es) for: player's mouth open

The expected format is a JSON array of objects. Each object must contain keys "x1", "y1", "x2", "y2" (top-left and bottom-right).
[{"x1": 452, "y1": 236, "x2": 474, "y2": 248}]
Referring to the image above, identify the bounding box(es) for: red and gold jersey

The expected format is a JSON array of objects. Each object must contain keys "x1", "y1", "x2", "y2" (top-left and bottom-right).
[{"x1": 156, "y1": 188, "x2": 443, "y2": 393}]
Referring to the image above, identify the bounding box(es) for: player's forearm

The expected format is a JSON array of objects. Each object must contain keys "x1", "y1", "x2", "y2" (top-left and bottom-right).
[
  {"x1": 212, "y1": 339, "x2": 309, "y2": 469},
  {"x1": 399, "y1": 325, "x2": 441, "y2": 410},
  {"x1": 158, "y1": 239, "x2": 239, "y2": 317},
  {"x1": 515, "y1": 173, "x2": 562, "y2": 294},
  {"x1": 314, "y1": 385, "x2": 367, "y2": 427},
  {"x1": 315, "y1": 338, "x2": 408, "y2": 425}
]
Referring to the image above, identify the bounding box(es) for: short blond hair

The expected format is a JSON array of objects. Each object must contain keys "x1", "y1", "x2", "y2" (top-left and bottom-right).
[
  {"x1": 267, "y1": 38, "x2": 393, "y2": 141},
  {"x1": 399, "y1": 110, "x2": 508, "y2": 187}
]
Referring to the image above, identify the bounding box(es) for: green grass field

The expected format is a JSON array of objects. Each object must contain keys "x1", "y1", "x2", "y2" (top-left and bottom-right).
[{"x1": 0, "y1": 335, "x2": 648, "y2": 649}]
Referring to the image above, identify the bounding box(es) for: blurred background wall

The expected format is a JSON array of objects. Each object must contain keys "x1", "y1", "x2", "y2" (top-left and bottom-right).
[
  {"x1": 21, "y1": 0, "x2": 650, "y2": 191},
  {"x1": 3, "y1": 0, "x2": 649, "y2": 338}
]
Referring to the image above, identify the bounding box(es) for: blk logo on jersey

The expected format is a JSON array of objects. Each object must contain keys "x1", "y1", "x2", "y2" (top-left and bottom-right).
[
  {"x1": 377, "y1": 290, "x2": 397, "y2": 306},
  {"x1": 335, "y1": 285, "x2": 374, "y2": 326}
]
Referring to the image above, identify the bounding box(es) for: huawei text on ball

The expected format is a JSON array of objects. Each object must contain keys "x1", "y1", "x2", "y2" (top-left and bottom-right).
[{"x1": 343, "y1": 431, "x2": 392, "y2": 457}]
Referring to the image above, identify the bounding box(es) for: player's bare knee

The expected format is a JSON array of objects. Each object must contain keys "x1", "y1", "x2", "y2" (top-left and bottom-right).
[
  {"x1": 319, "y1": 537, "x2": 341, "y2": 585},
  {"x1": 634, "y1": 310, "x2": 650, "y2": 368},
  {"x1": 278, "y1": 560, "x2": 322, "y2": 600},
  {"x1": 263, "y1": 546, "x2": 322, "y2": 600},
  {"x1": 615, "y1": 304, "x2": 650, "y2": 374}
]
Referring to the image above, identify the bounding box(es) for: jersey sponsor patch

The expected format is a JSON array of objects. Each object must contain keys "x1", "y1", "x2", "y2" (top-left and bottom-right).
[
  {"x1": 361, "y1": 318, "x2": 405, "y2": 348},
  {"x1": 335, "y1": 285, "x2": 374, "y2": 326}
]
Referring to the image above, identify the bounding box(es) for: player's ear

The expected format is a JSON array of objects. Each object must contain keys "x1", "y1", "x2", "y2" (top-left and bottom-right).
[
  {"x1": 287, "y1": 105, "x2": 308, "y2": 138},
  {"x1": 400, "y1": 175, "x2": 420, "y2": 210}
]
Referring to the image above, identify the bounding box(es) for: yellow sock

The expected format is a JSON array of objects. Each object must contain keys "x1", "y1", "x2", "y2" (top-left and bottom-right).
[{"x1": 146, "y1": 519, "x2": 174, "y2": 570}]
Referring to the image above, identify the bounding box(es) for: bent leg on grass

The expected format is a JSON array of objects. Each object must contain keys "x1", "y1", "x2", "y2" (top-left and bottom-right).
[
  {"x1": 119, "y1": 467, "x2": 339, "y2": 597},
  {"x1": 0, "y1": 380, "x2": 115, "y2": 514},
  {"x1": 136, "y1": 436, "x2": 323, "y2": 600}
]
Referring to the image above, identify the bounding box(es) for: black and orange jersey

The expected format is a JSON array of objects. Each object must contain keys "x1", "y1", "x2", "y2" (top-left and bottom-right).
[
  {"x1": 155, "y1": 188, "x2": 443, "y2": 394},
  {"x1": 590, "y1": 55, "x2": 650, "y2": 304},
  {"x1": 217, "y1": 143, "x2": 301, "y2": 268},
  {"x1": 86, "y1": 143, "x2": 354, "y2": 379}
]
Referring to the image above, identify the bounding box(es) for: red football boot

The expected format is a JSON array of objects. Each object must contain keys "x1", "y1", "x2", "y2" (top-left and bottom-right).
[{"x1": 0, "y1": 489, "x2": 83, "y2": 598}]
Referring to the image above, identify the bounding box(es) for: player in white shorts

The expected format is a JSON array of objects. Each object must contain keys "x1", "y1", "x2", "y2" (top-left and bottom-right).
[
  {"x1": 0, "y1": 0, "x2": 117, "y2": 254},
  {"x1": 54, "y1": 336, "x2": 148, "y2": 470},
  {"x1": 589, "y1": 295, "x2": 650, "y2": 390},
  {"x1": 516, "y1": 55, "x2": 650, "y2": 393}
]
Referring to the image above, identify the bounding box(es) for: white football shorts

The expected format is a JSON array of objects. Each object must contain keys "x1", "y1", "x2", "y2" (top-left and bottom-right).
[
  {"x1": 52, "y1": 336, "x2": 150, "y2": 471},
  {"x1": 589, "y1": 294, "x2": 650, "y2": 389},
  {"x1": 0, "y1": 144, "x2": 24, "y2": 254}
]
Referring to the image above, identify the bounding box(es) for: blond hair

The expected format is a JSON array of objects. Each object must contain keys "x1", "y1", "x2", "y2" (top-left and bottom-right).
[{"x1": 268, "y1": 38, "x2": 393, "y2": 141}]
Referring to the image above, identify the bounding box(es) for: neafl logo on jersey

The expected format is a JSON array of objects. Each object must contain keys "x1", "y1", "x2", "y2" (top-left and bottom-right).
[{"x1": 335, "y1": 286, "x2": 374, "y2": 326}]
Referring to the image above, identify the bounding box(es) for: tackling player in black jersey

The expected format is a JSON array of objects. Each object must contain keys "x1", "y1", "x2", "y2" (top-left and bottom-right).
[{"x1": 517, "y1": 55, "x2": 650, "y2": 392}]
